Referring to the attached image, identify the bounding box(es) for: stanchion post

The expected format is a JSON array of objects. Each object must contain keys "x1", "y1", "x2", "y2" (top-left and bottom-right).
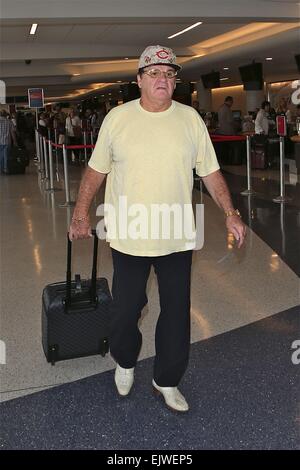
[
  {"x1": 39, "y1": 134, "x2": 45, "y2": 178},
  {"x1": 35, "y1": 129, "x2": 40, "y2": 163},
  {"x1": 45, "y1": 141, "x2": 62, "y2": 192},
  {"x1": 280, "y1": 136, "x2": 285, "y2": 199},
  {"x1": 273, "y1": 136, "x2": 291, "y2": 203},
  {"x1": 241, "y1": 135, "x2": 256, "y2": 196},
  {"x1": 54, "y1": 128, "x2": 60, "y2": 181},
  {"x1": 280, "y1": 202, "x2": 286, "y2": 256},
  {"x1": 48, "y1": 139, "x2": 54, "y2": 190},
  {"x1": 59, "y1": 144, "x2": 75, "y2": 207},
  {"x1": 83, "y1": 131, "x2": 88, "y2": 165},
  {"x1": 43, "y1": 137, "x2": 49, "y2": 180}
]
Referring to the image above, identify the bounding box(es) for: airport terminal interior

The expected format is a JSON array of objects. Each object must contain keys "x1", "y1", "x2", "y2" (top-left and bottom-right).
[{"x1": 0, "y1": 0, "x2": 300, "y2": 451}]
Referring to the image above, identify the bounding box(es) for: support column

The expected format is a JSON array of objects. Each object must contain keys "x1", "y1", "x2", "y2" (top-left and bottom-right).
[
  {"x1": 246, "y1": 90, "x2": 265, "y2": 113},
  {"x1": 195, "y1": 81, "x2": 212, "y2": 112}
]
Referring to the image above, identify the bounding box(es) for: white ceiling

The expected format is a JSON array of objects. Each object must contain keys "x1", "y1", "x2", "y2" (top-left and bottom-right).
[{"x1": 0, "y1": 0, "x2": 299, "y2": 102}]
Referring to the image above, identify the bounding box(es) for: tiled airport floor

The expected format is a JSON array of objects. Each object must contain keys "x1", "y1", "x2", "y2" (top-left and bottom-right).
[
  {"x1": 0, "y1": 161, "x2": 299, "y2": 404},
  {"x1": 1, "y1": 305, "x2": 299, "y2": 450},
  {"x1": 220, "y1": 164, "x2": 300, "y2": 275},
  {"x1": 0, "y1": 160, "x2": 299, "y2": 449},
  {"x1": 223, "y1": 163, "x2": 299, "y2": 191}
]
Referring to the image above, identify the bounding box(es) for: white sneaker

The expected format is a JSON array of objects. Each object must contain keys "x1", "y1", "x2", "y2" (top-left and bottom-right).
[
  {"x1": 152, "y1": 379, "x2": 189, "y2": 412},
  {"x1": 114, "y1": 364, "x2": 134, "y2": 396}
]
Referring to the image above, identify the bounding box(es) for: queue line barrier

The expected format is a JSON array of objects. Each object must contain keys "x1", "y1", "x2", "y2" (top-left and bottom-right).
[
  {"x1": 35, "y1": 129, "x2": 289, "y2": 209},
  {"x1": 209, "y1": 133, "x2": 254, "y2": 196},
  {"x1": 210, "y1": 133, "x2": 290, "y2": 202},
  {"x1": 35, "y1": 129, "x2": 95, "y2": 207}
]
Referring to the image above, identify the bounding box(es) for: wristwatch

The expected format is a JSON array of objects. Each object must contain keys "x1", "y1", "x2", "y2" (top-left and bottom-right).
[{"x1": 224, "y1": 209, "x2": 241, "y2": 218}]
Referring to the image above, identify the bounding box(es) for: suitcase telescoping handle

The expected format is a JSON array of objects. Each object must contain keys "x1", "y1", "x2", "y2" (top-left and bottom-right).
[{"x1": 66, "y1": 229, "x2": 98, "y2": 308}]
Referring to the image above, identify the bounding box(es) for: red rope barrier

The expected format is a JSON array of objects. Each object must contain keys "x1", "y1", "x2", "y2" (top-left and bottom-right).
[
  {"x1": 210, "y1": 134, "x2": 246, "y2": 142},
  {"x1": 50, "y1": 141, "x2": 63, "y2": 148},
  {"x1": 47, "y1": 141, "x2": 95, "y2": 149},
  {"x1": 64, "y1": 144, "x2": 95, "y2": 149}
]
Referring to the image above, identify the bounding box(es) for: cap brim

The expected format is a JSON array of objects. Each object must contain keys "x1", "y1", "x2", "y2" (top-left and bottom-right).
[
  {"x1": 155, "y1": 63, "x2": 182, "y2": 71},
  {"x1": 139, "y1": 62, "x2": 182, "y2": 71}
]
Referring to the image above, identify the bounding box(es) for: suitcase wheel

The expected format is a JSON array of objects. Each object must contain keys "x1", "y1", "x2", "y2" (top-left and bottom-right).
[
  {"x1": 100, "y1": 338, "x2": 109, "y2": 357},
  {"x1": 48, "y1": 344, "x2": 58, "y2": 365}
]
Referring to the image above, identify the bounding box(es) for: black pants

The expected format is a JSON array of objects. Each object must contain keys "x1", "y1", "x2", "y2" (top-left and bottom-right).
[{"x1": 109, "y1": 248, "x2": 193, "y2": 386}]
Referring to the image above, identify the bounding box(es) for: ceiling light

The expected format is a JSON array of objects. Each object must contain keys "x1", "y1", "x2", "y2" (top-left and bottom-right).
[
  {"x1": 266, "y1": 57, "x2": 273, "y2": 60},
  {"x1": 73, "y1": 73, "x2": 80, "y2": 76},
  {"x1": 223, "y1": 67, "x2": 229, "y2": 70},
  {"x1": 30, "y1": 23, "x2": 38, "y2": 35},
  {"x1": 220, "y1": 77, "x2": 229, "y2": 81},
  {"x1": 168, "y1": 22, "x2": 202, "y2": 39}
]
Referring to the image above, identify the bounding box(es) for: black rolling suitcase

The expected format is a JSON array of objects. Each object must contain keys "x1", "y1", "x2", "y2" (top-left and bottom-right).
[
  {"x1": 251, "y1": 135, "x2": 268, "y2": 169},
  {"x1": 7, "y1": 145, "x2": 27, "y2": 174},
  {"x1": 16, "y1": 137, "x2": 30, "y2": 166},
  {"x1": 42, "y1": 230, "x2": 111, "y2": 365},
  {"x1": 267, "y1": 137, "x2": 280, "y2": 167}
]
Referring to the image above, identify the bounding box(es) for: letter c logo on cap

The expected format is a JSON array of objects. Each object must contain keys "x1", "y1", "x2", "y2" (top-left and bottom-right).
[{"x1": 156, "y1": 49, "x2": 169, "y2": 59}]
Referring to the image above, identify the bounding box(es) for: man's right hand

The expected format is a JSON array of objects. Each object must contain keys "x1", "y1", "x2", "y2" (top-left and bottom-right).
[{"x1": 68, "y1": 216, "x2": 92, "y2": 241}]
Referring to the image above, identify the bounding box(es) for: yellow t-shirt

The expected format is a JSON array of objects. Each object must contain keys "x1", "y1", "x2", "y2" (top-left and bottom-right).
[{"x1": 88, "y1": 99, "x2": 220, "y2": 256}]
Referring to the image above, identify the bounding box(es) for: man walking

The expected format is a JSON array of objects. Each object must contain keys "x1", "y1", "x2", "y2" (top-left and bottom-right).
[{"x1": 69, "y1": 45, "x2": 246, "y2": 412}]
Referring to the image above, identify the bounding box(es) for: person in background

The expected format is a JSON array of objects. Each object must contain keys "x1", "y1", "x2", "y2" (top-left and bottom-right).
[
  {"x1": 217, "y1": 96, "x2": 235, "y2": 135},
  {"x1": 276, "y1": 97, "x2": 288, "y2": 115},
  {"x1": 268, "y1": 105, "x2": 277, "y2": 123},
  {"x1": 289, "y1": 104, "x2": 300, "y2": 136},
  {"x1": 242, "y1": 115, "x2": 255, "y2": 133},
  {"x1": 38, "y1": 112, "x2": 48, "y2": 137},
  {"x1": 68, "y1": 45, "x2": 246, "y2": 413},
  {"x1": 54, "y1": 110, "x2": 67, "y2": 157},
  {"x1": 85, "y1": 109, "x2": 92, "y2": 120},
  {"x1": 11, "y1": 113, "x2": 17, "y2": 129},
  {"x1": 204, "y1": 111, "x2": 212, "y2": 129},
  {"x1": 84, "y1": 108, "x2": 93, "y2": 131},
  {"x1": 65, "y1": 109, "x2": 82, "y2": 164},
  {"x1": 0, "y1": 109, "x2": 17, "y2": 174},
  {"x1": 90, "y1": 110, "x2": 100, "y2": 139},
  {"x1": 255, "y1": 101, "x2": 271, "y2": 135},
  {"x1": 97, "y1": 105, "x2": 106, "y2": 128}
]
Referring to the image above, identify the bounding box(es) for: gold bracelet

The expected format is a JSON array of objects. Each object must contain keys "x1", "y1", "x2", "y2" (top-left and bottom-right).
[
  {"x1": 224, "y1": 209, "x2": 241, "y2": 218},
  {"x1": 72, "y1": 215, "x2": 89, "y2": 223}
]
